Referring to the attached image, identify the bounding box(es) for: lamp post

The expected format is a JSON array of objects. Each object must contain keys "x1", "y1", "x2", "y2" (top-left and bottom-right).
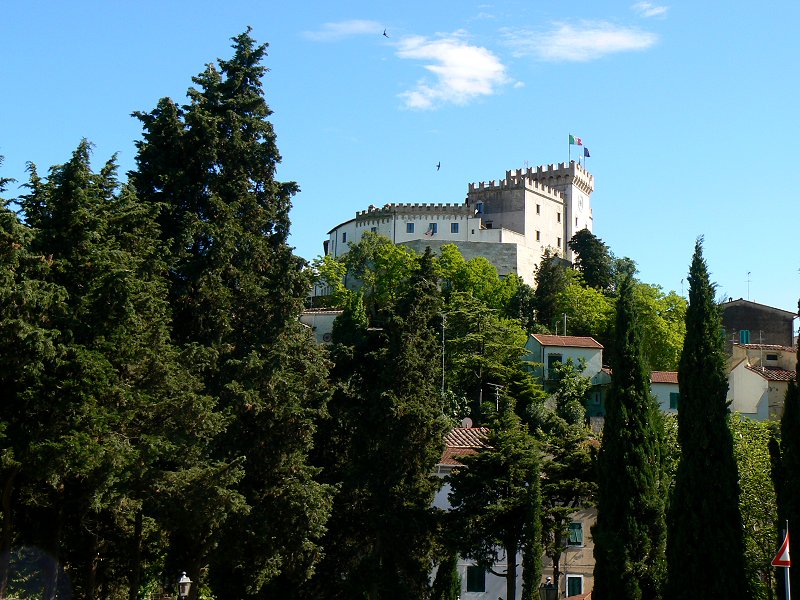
[{"x1": 178, "y1": 572, "x2": 192, "y2": 599}]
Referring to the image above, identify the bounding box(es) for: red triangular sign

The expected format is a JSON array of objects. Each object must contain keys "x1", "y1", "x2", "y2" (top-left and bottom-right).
[{"x1": 772, "y1": 530, "x2": 791, "y2": 567}]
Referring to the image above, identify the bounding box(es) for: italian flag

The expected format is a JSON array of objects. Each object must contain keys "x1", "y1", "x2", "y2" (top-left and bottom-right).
[{"x1": 569, "y1": 134, "x2": 583, "y2": 146}]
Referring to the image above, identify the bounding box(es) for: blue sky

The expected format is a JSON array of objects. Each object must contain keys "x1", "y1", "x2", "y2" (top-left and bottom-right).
[{"x1": 2, "y1": 1, "x2": 798, "y2": 325}]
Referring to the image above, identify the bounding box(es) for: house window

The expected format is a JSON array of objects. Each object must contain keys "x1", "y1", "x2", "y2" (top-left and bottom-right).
[
  {"x1": 557, "y1": 212, "x2": 561, "y2": 223},
  {"x1": 567, "y1": 575, "x2": 583, "y2": 596},
  {"x1": 766, "y1": 354, "x2": 779, "y2": 361},
  {"x1": 451, "y1": 222, "x2": 459, "y2": 234},
  {"x1": 342, "y1": 232, "x2": 347, "y2": 243},
  {"x1": 466, "y1": 566, "x2": 486, "y2": 592},
  {"x1": 546, "y1": 354, "x2": 562, "y2": 379},
  {"x1": 536, "y1": 230, "x2": 541, "y2": 241},
  {"x1": 406, "y1": 222, "x2": 415, "y2": 234},
  {"x1": 567, "y1": 522, "x2": 583, "y2": 546},
  {"x1": 669, "y1": 392, "x2": 680, "y2": 410},
  {"x1": 536, "y1": 204, "x2": 541, "y2": 215}
]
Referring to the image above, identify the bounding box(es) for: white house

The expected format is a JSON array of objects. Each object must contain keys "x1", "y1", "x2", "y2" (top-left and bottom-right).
[{"x1": 727, "y1": 343, "x2": 797, "y2": 420}]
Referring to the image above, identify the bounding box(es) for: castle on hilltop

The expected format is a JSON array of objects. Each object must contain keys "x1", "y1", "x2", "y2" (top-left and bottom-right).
[{"x1": 323, "y1": 160, "x2": 595, "y2": 286}]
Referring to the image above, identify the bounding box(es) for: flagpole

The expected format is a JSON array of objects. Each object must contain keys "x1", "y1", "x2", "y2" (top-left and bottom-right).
[{"x1": 568, "y1": 134, "x2": 571, "y2": 163}]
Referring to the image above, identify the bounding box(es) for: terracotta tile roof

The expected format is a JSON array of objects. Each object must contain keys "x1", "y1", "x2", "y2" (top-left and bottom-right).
[
  {"x1": 737, "y1": 343, "x2": 796, "y2": 353},
  {"x1": 440, "y1": 427, "x2": 489, "y2": 466},
  {"x1": 300, "y1": 308, "x2": 344, "y2": 315},
  {"x1": 531, "y1": 334, "x2": 603, "y2": 349},
  {"x1": 651, "y1": 371, "x2": 678, "y2": 384},
  {"x1": 746, "y1": 365, "x2": 797, "y2": 382}
]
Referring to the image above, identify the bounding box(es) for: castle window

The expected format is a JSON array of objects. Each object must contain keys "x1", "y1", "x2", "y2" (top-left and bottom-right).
[
  {"x1": 766, "y1": 354, "x2": 779, "y2": 361},
  {"x1": 536, "y1": 230, "x2": 541, "y2": 241},
  {"x1": 406, "y1": 222, "x2": 415, "y2": 234},
  {"x1": 576, "y1": 217, "x2": 579, "y2": 226},
  {"x1": 451, "y1": 222, "x2": 459, "y2": 234},
  {"x1": 370, "y1": 226, "x2": 377, "y2": 233},
  {"x1": 428, "y1": 223, "x2": 438, "y2": 234},
  {"x1": 557, "y1": 237, "x2": 562, "y2": 247},
  {"x1": 557, "y1": 213, "x2": 561, "y2": 223},
  {"x1": 536, "y1": 204, "x2": 540, "y2": 215}
]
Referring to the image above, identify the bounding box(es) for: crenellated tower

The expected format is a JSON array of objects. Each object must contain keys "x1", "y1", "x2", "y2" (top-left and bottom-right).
[{"x1": 467, "y1": 160, "x2": 594, "y2": 261}]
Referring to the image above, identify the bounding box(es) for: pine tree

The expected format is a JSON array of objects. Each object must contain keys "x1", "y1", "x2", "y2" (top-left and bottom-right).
[
  {"x1": 592, "y1": 275, "x2": 666, "y2": 600},
  {"x1": 448, "y1": 395, "x2": 542, "y2": 600},
  {"x1": 666, "y1": 238, "x2": 748, "y2": 599},
  {"x1": 132, "y1": 30, "x2": 332, "y2": 597}
]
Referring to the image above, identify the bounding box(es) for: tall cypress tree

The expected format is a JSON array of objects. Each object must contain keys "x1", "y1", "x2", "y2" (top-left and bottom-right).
[
  {"x1": 666, "y1": 239, "x2": 748, "y2": 599},
  {"x1": 774, "y1": 300, "x2": 800, "y2": 599},
  {"x1": 592, "y1": 275, "x2": 665, "y2": 600},
  {"x1": 131, "y1": 30, "x2": 332, "y2": 597},
  {"x1": 309, "y1": 248, "x2": 448, "y2": 599}
]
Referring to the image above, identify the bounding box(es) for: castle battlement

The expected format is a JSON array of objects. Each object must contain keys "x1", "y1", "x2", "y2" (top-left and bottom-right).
[
  {"x1": 355, "y1": 202, "x2": 472, "y2": 219},
  {"x1": 468, "y1": 169, "x2": 565, "y2": 202},
  {"x1": 521, "y1": 161, "x2": 595, "y2": 195}
]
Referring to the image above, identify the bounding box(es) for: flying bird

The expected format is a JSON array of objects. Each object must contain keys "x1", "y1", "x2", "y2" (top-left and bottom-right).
[
  {"x1": 436, "y1": 162, "x2": 441, "y2": 171},
  {"x1": 383, "y1": 29, "x2": 389, "y2": 38}
]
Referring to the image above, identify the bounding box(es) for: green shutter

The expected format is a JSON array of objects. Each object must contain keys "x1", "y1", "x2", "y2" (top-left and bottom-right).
[{"x1": 568, "y1": 522, "x2": 583, "y2": 545}]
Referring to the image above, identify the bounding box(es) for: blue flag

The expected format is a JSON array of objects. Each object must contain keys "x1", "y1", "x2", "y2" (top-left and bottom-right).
[{"x1": 584, "y1": 147, "x2": 590, "y2": 158}]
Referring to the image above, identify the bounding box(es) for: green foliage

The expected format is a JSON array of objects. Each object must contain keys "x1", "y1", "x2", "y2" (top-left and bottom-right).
[
  {"x1": 666, "y1": 238, "x2": 749, "y2": 600},
  {"x1": 631, "y1": 283, "x2": 687, "y2": 371},
  {"x1": 132, "y1": 29, "x2": 332, "y2": 598},
  {"x1": 342, "y1": 231, "x2": 417, "y2": 315},
  {"x1": 554, "y1": 280, "x2": 615, "y2": 339},
  {"x1": 309, "y1": 248, "x2": 448, "y2": 599},
  {"x1": 533, "y1": 249, "x2": 570, "y2": 328},
  {"x1": 535, "y1": 364, "x2": 596, "y2": 589},
  {"x1": 774, "y1": 301, "x2": 800, "y2": 599},
  {"x1": 592, "y1": 276, "x2": 666, "y2": 600},
  {"x1": 568, "y1": 229, "x2": 614, "y2": 292},
  {"x1": 730, "y1": 414, "x2": 778, "y2": 599},
  {"x1": 448, "y1": 396, "x2": 542, "y2": 600},
  {"x1": 443, "y1": 292, "x2": 529, "y2": 420},
  {"x1": 430, "y1": 553, "x2": 461, "y2": 600}
]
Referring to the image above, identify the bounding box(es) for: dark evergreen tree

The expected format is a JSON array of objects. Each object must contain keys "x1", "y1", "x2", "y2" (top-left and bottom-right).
[
  {"x1": 430, "y1": 552, "x2": 461, "y2": 600},
  {"x1": 308, "y1": 248, "x2": 447, "y2": 599},
  {"x1": 448, "y1": 396, "x2": 542, "y2": 600},
  {"x1": 533, "y1": 249, "x2": 569, "y2": 329},
  {"x1": 567, "y1": 229, "x2": 614, "y2": 292},
  {"x1": 592, "y1": 275, "x2": 666, "y2": 600},
  {"x1": 131, "y1": 30, "x2": 332, "y2": 597},
  {"x1": 774, "y1": 299, "x2": 800, "y2": 599},
  {"x1": 666, "y1": 239, "x2": 749, "y2": 599}
]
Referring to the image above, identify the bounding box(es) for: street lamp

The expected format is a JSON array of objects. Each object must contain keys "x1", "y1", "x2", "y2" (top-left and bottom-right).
[
  {"x1": 178, "y1": 572, "x2": 192, "y2": 599},
  {"x1": 538, "y1": 576, "x2": 558, "y2": 600}
]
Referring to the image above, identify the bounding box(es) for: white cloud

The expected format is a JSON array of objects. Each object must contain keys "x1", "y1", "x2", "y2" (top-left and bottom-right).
[
  {"x1": 504, "y1": 21, "x2": 658, "y2": 62},
  {"x1": 303, "y1": 20, "x2": 383, "y2": 42},
  {"x1": 395, "y1": 32, "x2": 511, "y2": 110},
  {"x1": 632, "y1": 2, "x2": 669, "y2": 18}
]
